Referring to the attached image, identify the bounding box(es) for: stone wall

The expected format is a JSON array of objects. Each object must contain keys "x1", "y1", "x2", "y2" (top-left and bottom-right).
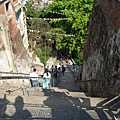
[
  {"x1": 96, "y1": 0, "x2": 120, "y2": 30},
  {"x1": 82, "y1": 1, "x2": 120, "y2": 97}
]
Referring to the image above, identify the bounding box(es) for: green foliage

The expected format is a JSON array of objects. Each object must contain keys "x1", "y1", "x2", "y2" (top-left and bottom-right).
[
  {"x1": 24, "y1": 2, "x2": 44, "y2": 18},
  {"x1": 45, "y1": 0, "x2": 93, "y2": 63},
  {"x1": 34, "y1": 45, "x2": 51, "y2": 65},
  {"x1": 24, "y1": 2, "x2": 52, "y2": 65},
  {"x1": 24, "y1": 0, "x2": 93, "y2": 65}
]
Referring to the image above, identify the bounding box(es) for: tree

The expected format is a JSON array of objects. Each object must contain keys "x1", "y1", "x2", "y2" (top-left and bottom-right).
[
  {"x1": 24, "y1": 2, "x2": 51, "y2": 65},
  {"x1": 24, "y1": 0, "x2": 94, "y2": 65},
  {"x1": 44, "y1": 0, "x2": 94, "y2": 64}
]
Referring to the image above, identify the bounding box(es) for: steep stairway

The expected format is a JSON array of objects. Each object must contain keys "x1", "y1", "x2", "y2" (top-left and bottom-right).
[
  {"x1": 0, "y1": 88, "x2": 117, "y2": 120},
  {"x1": 0, "y1": 64, "x2": 119, "y2": 120}
]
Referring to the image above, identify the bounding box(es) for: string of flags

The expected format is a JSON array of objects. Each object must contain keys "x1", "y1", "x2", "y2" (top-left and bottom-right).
[
  {"x1": 23, "y1": 5, "x2": 66, "y2": 16},
  {"x1": 23, "y1": 5, "x2": 68, "y2": 21},
  {"x1": 30, "y1": 6, "x2": 66, "y2": 16},
  {"x1": 28, "y1": 29, "x2": 75, "y2": 37},
  {"x1": 43, "y1": 10, "x2": 66, "y2": 16},
  {"x1": 27, "y1": 17, "x2": 68, "y2": 21},
  {"x1": 46, "y1": 32, "x2": 75, "y2": 37}
]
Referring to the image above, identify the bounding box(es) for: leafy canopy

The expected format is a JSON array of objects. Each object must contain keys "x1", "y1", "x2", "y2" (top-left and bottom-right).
[
  {"x1": 24, "y1": 0, "x2": 93, "y2": 65},
  {"x1": 45, "y1": 0, "x2": 93, "y2": 63}
]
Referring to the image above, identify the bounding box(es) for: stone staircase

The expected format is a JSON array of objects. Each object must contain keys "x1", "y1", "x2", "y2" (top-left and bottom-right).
[
  {"x1": 0, "y1": 61, "x2": 119, "y2": 119},
  {"x1": 0, "y1": 85, "x2": 119, "y2": 120},
  {"x1": 102, "y1": 95, "x2": 120, "y2": 111}
]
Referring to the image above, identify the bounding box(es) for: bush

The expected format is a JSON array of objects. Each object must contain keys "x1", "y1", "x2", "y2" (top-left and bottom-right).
[{"x1": 34, "y1": 45, "x2": 51, "y2": 65}]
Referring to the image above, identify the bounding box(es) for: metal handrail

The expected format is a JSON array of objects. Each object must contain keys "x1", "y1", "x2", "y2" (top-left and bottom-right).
[
  {"x1": 0, "y1": 76, "x2": 42, "y2": 79},
  {"x1": 80, "y1": 72, "x2": 120, "y2": 97},
  {"x1": 81, "y1": 72, "x2": 120, "y2": 82},
  {"x1": 0, "y1": 71, "x2": 30, "y2": 75},
  {"x1": 0, "y1": 71, "x2": 42, "y2": 79},
  {"x1": 0, "y1": 72, "x2": 43, "y2": 96}
]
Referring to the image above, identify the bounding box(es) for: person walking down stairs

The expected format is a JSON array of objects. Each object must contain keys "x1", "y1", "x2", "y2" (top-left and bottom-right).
[
  {"x1": 43, "y1": 69, "x2": 51, "y2": 89},
  {"x1": 61, "y1": 65, "x2": 66, "y2": 76},
  {"x1": 53, "y1": 66, "x2": 58, "y2": 86},
  {"x1": 30, "y1": 68, "x2": 39, "y2": 90}
]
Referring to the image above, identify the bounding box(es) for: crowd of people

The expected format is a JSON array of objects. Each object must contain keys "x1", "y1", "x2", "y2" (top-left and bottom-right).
[
  {"x1": 29, "y1": 62, "x2": 66, "y2": 89},
  {"x1": 29, "y1": 61, "x2": 83, "y2": 90}
]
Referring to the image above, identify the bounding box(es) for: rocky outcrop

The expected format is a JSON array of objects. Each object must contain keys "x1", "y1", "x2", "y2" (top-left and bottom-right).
[
  {"x1": 82, "y1": 1, "x2": 120, "y2": 97},
  {"x1": 0, "y1": 0, "x2": 44, "y2": 88},
  {"x1": 0, "y1": 15, "x2": 14, "y2": 72},
  {"x1": 96, "y1": 0, "x2": 120, "y2": 31}
]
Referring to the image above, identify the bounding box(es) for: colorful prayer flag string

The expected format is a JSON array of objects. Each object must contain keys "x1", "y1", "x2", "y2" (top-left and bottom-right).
[
  {"x1": 44, "y1": 10, "x2": 65, "y2": 16},
  {"x1": 28, "y1": 29, "x2": 75, "y2": 37},
  {"x1": 28, "y1": 17, "x2": 68, "y2": 21}
]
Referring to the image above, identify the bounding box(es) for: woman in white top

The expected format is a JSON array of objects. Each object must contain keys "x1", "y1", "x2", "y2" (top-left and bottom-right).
[{"x1": 43, "y1": 69, "x2": 51, "y2": 88}]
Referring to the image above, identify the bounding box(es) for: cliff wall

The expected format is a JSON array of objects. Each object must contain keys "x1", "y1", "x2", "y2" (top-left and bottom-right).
[
  {"x1": 82, "y1": 1, "x2": 120, "y2": 97},
  {"x1": 0, "y1": 0, "x2": 44, "y2": 88}
]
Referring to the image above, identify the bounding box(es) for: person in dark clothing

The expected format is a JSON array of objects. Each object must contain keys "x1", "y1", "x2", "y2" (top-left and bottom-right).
[
  {"x1": 62, "y1": 65, "x2": 66, "y2": 76},
  {"x1": 53, "y1": 66, "x2": 58, "y2": 86},
  {"x1": 51, "y1": 65, "x2": 54, "y2": 73},
  {"x1": 53, "y1": 66, "x2": 58, "y2": 78}
]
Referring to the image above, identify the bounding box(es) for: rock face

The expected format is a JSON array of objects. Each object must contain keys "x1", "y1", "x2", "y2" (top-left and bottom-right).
[
  {"x1": 82, "y1": 1, "x2": 120, "y2": 97},
  {"x1": 0, "y1": 0, "x2": 44, "y2": 87}
]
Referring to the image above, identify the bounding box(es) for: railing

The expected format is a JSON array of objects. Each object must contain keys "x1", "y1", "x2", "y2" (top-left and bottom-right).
[
  {"x1": 62, "y1": 61, "x2": 120, "y2": 97},
  {"x1": 81, "y1": 73, "x2": 120, "y2": 83},
  {"x1": 67, "y1": 58, "x2": 120, "y2": 97},
  {"x1": 81, "y1": 73, "x2": 120, "y2": 97},
  {"x1": 0, "y1": 72, "x2": 43, "y2": 96}
]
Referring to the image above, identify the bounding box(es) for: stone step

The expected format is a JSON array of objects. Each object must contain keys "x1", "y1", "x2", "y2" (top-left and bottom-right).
[
  {"x1": 1, "y1": 105, "x2": 115, "y2": 120},
  {"x1": 1, "y1": 88, "x2": 116, "y2": 111},
  {"x1": 0, "y1": 92, "x2": 116, "y2": 120},
  {"x1": 102, "y1": 94, "x2": 120, "y2": 111},
  {"x1": 110, "y1": 101, "x2": 120, "y2": 111},
  {"x1": 0, "y1": 86, "x2": 88, "y2": 97},
  {"x1": 0, "y1": 93, "x2": 106, "y2": 110}
]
